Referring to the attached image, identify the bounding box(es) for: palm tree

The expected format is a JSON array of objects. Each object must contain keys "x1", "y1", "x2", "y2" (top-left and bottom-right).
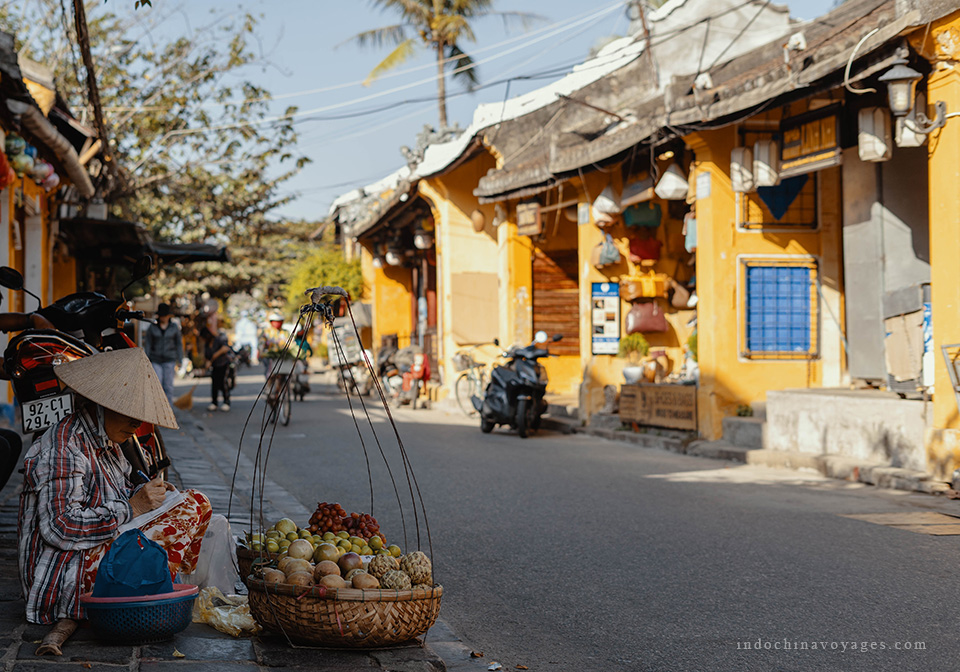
[{"x1": 344, "y1": 0, "x2": 542, "y2": 129}]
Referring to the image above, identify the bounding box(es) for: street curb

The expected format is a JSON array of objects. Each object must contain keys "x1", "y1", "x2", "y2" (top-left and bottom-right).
[{"x1": 541, "y1": 414, "x2": 952, "y2": 497}]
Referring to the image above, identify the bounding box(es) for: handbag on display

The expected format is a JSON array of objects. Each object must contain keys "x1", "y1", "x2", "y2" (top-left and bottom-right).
[
  {"x1": 625, "y1": 300, "x2": 668, "y2": 334},
  {"x1": 590, "y1": 233, "x2": 622, "y2": 268},
  {"x1": 628, "y1": 236, "x2": 662, "y2": 264},
  {"x1": 620, "y1": 271, "x2": 668, "y2": 301},
  {"x1": 623, "y1": 201, "x2": 661, "y2": 228}
]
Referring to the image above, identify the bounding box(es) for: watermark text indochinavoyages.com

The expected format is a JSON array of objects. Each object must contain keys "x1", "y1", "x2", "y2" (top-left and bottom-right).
[{"x1": 737, "y1": 639, "x2": 926, "y2": 653}]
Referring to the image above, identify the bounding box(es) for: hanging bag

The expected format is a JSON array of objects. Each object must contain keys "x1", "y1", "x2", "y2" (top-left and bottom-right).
[
  {"x1": 591, "y1": 233, "x2": 621, "y2": 268},
  {"x1": 620, "y1": 271, "x2": 668, "y2": 301},
  {"x1": 625, "y1": 301, "x2": 668, "y2": 334},
  {"x1": 623, "y1": 201, "x2": 662, "y2": 228},
  {"x1": 628, "y1": 236, "x2": 662, "y2": 264},
  {"x1": 91, "y1": 529, "x2": 173, "y2": 598}
]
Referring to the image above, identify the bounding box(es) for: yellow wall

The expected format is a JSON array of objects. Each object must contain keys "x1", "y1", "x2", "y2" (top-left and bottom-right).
[
  {"x1": 371, "y1": 264, "x2": 413, "y2": 350},
  {"x1": 919, "y1": 10, "x2": 960, "y2": 478},
  {"x1": 420, "y1": 151, "x2": 501, "y2": 391},
  {"x1": 687, "y1": 125, "x2": 844, "y2": 439}
]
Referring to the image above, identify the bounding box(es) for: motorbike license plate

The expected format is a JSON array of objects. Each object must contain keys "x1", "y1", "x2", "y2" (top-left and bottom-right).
[{"x1": 22, "y1": 394, "x2": 73, "y2": 434}]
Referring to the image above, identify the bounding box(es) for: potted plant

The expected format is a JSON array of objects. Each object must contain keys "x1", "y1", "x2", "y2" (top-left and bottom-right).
[{"x1": 618, "y1": 333, "x2": 650, "y2": 384}]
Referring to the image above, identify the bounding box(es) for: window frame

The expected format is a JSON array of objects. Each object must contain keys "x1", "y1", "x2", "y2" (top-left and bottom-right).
[
  {"x1": 738, "y1": 255, "x2": 820, "y2": 361},
  {"x1": 735, "y1": 163, "x2": 821, "y2": 233}
]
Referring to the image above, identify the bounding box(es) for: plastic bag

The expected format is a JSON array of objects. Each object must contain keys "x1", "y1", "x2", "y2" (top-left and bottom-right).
[
  {"x1": 591, "y1": 185, "x2": 620, "y2": 225},
  {"x1": 179, "y1": 514, "x2": 238, "y2": 595},
  {"x1": 192, "y1": 586, "x2": 261, "y2": 637}
]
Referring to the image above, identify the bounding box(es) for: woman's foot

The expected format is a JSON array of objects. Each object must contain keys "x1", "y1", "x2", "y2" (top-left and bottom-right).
[
  {"x1": 207, "y1": 403, "x2": 219, "y2": 412},
  {"x1": 220, "y1": 403, "x2": 231, "y2": 412},
  {"x1": 36, "y1": 619, "x2": 78, "y2": 655}
]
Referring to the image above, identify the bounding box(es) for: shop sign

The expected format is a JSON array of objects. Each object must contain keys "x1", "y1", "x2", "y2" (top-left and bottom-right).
[
  {"x1": 591, "y1": 282, "x2": 620, "y2": 355},
  {"x1": 516, "y1": 200, "x2": 542, "y2": 236},
  {"x1": 620, "y1": 383, "x2": 697, "y2": 430},
  {"x1": 779, "y1": 106, "x2": 841, "y2": 178}
]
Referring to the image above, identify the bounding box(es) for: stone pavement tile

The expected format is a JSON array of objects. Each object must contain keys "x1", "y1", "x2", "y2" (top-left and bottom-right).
[
  {"x1": 141, "y1": 637, "x2": 254, "y2": 661},
  {"x1": 17, "y1": 641, "x2": 134, "y2": 665},
  {"x1": 255, "y1": 639, "x2": 378, "y2": 669},
  {"x1": 140, "y1": 663, "x2": 261, "y2": 672},
  {"x1": 174, "y1": 623, "x2": 243, "y2": 640},
  {"x1": 370, "y1": 645, "x2": 445, "y2": 672},
  {"x1": 0, "y1": 579, "x2": 23, "y2": 600}
]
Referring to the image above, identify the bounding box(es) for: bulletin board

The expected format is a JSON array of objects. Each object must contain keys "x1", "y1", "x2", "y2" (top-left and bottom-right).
[{"x1": 591, "y1": 282, "x2": 620, "y2": 355}]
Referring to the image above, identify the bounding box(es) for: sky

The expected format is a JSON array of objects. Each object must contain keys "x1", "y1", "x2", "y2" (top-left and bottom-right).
[{"x1": 107, "y1": 0, "x2": 837, "y2": 222}]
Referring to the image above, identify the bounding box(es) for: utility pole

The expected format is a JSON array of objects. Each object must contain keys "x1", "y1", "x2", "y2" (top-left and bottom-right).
[{"x1": 71, "y1": 0, "x2": 112, "y2": 190}]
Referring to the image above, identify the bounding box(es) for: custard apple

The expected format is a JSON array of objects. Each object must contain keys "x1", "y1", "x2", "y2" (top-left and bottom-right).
[
  {"x1": 367, "y1": 554, "x2": 399, "y2": 579},
  {"x1": 400, "y1": 551, "x2": 432, "y2": 585},
  {"x1": 381, "y1": 569, "x2": 412, "y2": 590}
]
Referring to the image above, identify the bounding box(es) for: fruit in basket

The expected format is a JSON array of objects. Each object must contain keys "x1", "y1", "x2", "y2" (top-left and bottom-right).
[
  {"x1": 276, "y1": 518, "x2": 298, "y2": 536},
  {"x1": 281, "y1": 558, "x2": 312, "y2": 576},
  {"x1": 338, "y1": 552, "x2": 363, "y2": 574},
  {"x1": 299, "y1": 529, "x2": 312, "y2": 540},
  {"x1": 367, "y1": 554, "x2": 399, "y2": 579},
  {"x1": 319, "y1": 574, "x2": 347, "y2": 589},
  {"x1": 285, "y1": 532, "x2": 299, "y2": 542},
  {"x1": 266, "y1": 530, "x2": 281, "y2": 539},
  {"x1": 413, "y1": 583, "x2": 432, "y2": 590},
  {"x1": 353, "y1": 573, "x2": 380, "y2": 589},
  {"x1": 387, "y1": 544, "x2": 402, "y2": 558},
  {"x1": 262, "y1": 568, "x2": 285, "y2": 583},
  {"x1": 287, "y1": 539, "x2": 314, "y2": 561},
  {"x1": 400, "y1": 551, "x2": 432, "y2": 585},
  {"x1": 313, "y1": 543, "x2": 339, "y2": 563},
  {"x1": 314, "y1": 561, "x2": 340, "y2": 581},
  {"x1": 322, "y1": 532, "x2": 336, "y2": 542},
  {"x1": 286, "y1": 571, "x2": 313, "y2": 587},
  {"x1": 368, "y1": 536, "x2": 384, "y2": 551},
  {"x1": 265, "y1": 540, "x2": 280, "y2": 554},
  {"x1": 381, "y1": 569, "x2": 412, "y2": 590}
]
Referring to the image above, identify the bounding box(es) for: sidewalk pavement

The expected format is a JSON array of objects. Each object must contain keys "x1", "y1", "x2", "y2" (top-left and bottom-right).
[
  {"x1": 539, "y1": 404, "x2": 956, "y2": 498},
  {"x1": 0, "y1": 410, "x2": 490, "y2": 672}
]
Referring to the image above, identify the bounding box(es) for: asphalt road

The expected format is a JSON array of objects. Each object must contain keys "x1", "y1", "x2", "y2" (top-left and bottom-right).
[{"x1": 184, "y1": 367, "x2": 960, "y2": 671}]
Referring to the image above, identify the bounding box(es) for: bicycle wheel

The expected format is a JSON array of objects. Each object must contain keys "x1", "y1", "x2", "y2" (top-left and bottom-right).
[
  {"x1": 278, "y1": 388, "x2": 292, "y2": 426},
  {"x1": 455, "y1": 372, "x2": 477, "y2": 416}
]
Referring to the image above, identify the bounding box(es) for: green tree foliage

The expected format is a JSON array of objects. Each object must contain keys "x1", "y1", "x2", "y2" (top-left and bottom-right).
[
  {"x1": 1, "y1": 2, "x2": 310, "y2": 301},
  {"x1": 344, "y1": 0, "x2": 542, "y2": 128},
  {"x1": 284, "y1": 246, "x2": 364, "y2": 314}
]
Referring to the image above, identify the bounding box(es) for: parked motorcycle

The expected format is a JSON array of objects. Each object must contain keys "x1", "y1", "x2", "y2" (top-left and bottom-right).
[
  {"x1": 0, "y1": 257, "x2": 170, "y2": 482},
  {"x1": 472, "y1": 331, "x2": 561, "y2": 438},
  {"x1": 377, "y1": 345, "x2": 429, "y2": 409}
]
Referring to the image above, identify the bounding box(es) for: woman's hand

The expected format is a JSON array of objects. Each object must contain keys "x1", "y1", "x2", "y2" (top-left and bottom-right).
[{"x1": 129, "y1": 479, "x2": 168, "y2": 517}]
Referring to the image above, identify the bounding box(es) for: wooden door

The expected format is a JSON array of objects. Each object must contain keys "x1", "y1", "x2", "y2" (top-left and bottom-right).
[{"x1": 532, "y1": 249, "x2": 580, "y2": 356}]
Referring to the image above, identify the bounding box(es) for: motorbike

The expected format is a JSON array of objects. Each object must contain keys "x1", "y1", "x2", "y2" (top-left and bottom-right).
[
  {"x1": 336, "y1": 350, "x2": 373, "y2": 397},
  {"x1": 377, "y1": 345, "x2": 428, "y2": 409},
  {"x1": 472, "y1": 331, "x2": 562, "y2": 438},
  {"x1": 292, "y1": 358, "x2": 310, "y2": 401},
  {"x1": 234, "y1": 343, "x2": 252, "y2": 368},
  {"x1": 0, "y1": 257, "x2": 170, "y2": 482}
]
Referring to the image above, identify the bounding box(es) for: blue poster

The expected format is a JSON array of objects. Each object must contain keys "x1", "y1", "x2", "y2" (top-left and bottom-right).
[{"x1": 591, "y1": 282, "x2": 620, "y2": 355}]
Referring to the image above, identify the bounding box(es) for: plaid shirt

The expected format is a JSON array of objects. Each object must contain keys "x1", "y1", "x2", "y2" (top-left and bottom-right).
[{"x1": 18, "y1": 406, "x2": 134, "y2": 624}]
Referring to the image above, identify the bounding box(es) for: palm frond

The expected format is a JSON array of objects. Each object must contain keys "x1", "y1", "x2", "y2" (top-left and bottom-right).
[
  {"x1": 450, "y1": 0, "x2": 494, "y2": 18},
  {"x1": 446, "y1": 43, "x2": 478, "y2": 88},
  {"x1": 371, "y1": 0, "x2": 431, "y2": 24},
  {"x1": 364, "y1": 38, "x2": 419, "y2": 85},
  {"x1": 337, "y1": 24, "x2": 410, "y2": 50},
  {"x1": 432, "y1": 14, "x2": 473, "y2": 42}
]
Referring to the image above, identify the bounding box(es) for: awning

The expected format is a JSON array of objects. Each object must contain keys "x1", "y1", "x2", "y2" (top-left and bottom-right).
[
  {"x1": 58, "y1": 217, "x2": 151, "y2": 263},
  {"x1": 150, "y1": 241, "x2": 231, "y2": 264}
]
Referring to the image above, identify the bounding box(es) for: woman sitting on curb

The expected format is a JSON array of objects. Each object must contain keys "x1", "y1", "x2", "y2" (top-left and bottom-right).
[{"x1": 18, "y1": 348, "x2": 212, "y2": 653}]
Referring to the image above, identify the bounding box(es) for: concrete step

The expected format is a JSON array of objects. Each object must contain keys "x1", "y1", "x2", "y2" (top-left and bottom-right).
[{"x1": 721, "y1": 415, "x2": 764, "y2": 450}]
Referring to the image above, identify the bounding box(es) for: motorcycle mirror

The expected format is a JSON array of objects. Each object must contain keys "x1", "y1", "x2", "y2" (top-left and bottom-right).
[
  {"x1": 534, "y1": 331, "x2": 548, "y2": 344},
  {"x1": 121, "y1": 255, "x2": 154, "y2": 301},
  {"x1": 0, "y1": 267, "x2": 24, "y2": 290},
  {"x1": 552, "y1": 334, "x2": 563, "y2": 342}
]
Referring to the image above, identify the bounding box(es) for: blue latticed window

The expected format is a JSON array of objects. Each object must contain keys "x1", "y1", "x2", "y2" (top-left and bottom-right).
[{"x1": 742, "y1": 259, "x2": 818, "y2": 359}]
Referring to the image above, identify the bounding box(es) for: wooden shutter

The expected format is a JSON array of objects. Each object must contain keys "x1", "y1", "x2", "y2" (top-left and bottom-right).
[{"x1": 532, "y1": 250, "x2": 580, "y2": 356}]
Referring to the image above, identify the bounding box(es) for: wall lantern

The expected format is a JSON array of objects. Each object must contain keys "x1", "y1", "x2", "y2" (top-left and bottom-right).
[
  {"x1": 653, "y1": 163, "x2": 688, "y2": 200},
  {"x1": 372, "y1": 255, "x2": 385, "y2": 269},
  {"x1": 878, "y1": 46, "x2": 946, "y2": 134},
  {"x1": 385, "y1": 250, "x2": 403, "y2": 266}
]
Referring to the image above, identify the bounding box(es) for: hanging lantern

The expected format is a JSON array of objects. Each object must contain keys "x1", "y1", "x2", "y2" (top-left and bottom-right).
[
  {"x1": 42, "y1": 172, "x2": 60, "y2": 191},
  {"x1": 10, "y1": 152, "x2": 33, "y2": 176},
  {"x1": 23, "y1": 145, "x2": 37, "y2": 159},
  {"x1": 413, "y1": 232, "x2": 434, "y2": 249},
  {"x1": 470, "y1": 209, "x2": 485, "y2": 233},
  {"x1": 372, "y1": 255, "x2": 385, "y2": 269},
  {"x1": 420, "y1": 216, "x2": 435, "y2": 232},
  {"x1": 4, "y1": 134, "x2": 25, "y2": 156},
  {"x1": 31, "y1": 160, "x2": 54, "y2": 182},
  {"x1": 385, "y1": 250, "x2": 403, "y2": 266},
  {"x1": 653, "y1": 163, "x2": 689, "y2": 200}
]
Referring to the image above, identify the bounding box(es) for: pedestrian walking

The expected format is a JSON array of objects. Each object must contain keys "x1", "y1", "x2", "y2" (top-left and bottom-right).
[
  {"x1": 143, "y1": 303, "x2": 184, "y2": 405},
  {"x1": 201, "y1": 327, "x2": 233, "y2": 412}
]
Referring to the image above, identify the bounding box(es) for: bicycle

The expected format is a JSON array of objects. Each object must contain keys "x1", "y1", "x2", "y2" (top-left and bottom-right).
[
  {"x1": 453, "y1": 347, "x2": 488, "y2": 417},
  {"x1": 263, "y1": 359, "x2": 294, "y2": 426}
]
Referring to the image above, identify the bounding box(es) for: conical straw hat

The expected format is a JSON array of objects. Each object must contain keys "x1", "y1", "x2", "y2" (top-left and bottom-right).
[{"x1": 54, "y1": 348, "x2": 179, "y2": 429}]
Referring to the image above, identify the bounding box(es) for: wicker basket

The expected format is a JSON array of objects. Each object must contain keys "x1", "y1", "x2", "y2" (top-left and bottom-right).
[
  {"x1": 236, "y1": 546, "x2": 280, "y2": 584},
  {"x1": 246, "y1": 577, "x2": 442, "y2": 647},
  {"x1": 451, "y1": 352, "x2": 477, "y2": 372}
]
